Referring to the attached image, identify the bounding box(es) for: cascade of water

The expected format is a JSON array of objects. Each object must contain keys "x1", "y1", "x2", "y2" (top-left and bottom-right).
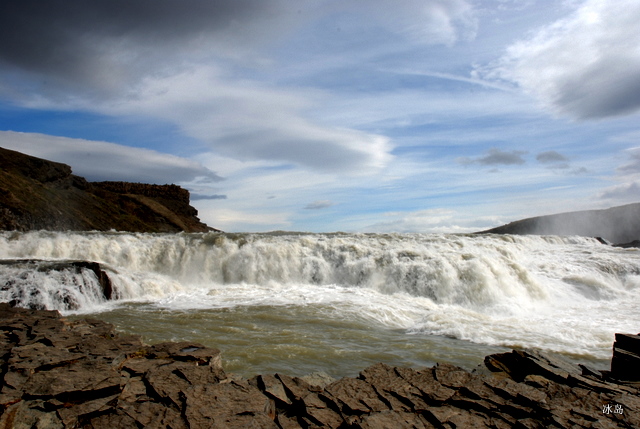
[
  {"x1": 0, "y1": 231, "x2": 637, "y2": 304},
  {"x1": 0, "y1": 230, "x2": 638, "y2": 359},
  {"x1": 0, "y1": 262, "x2": 108, "y2": 311}
]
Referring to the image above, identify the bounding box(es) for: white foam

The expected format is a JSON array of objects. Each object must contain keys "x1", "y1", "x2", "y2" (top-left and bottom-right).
[{"x1": 1, "y1": 231, "x2": 638, "y2": 356}]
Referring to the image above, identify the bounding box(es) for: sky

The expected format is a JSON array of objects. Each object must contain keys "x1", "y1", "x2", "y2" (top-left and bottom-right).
[{"x1": 0, "y1": 0, "x2": 639, "y2": 233}]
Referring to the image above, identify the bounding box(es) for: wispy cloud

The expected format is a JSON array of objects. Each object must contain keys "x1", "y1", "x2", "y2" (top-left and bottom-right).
[
  {"x1": 0, "y1": 131, "x2": 221, "y2": 184},
  {"x1": 386, "y1": 69, "x2": 514, "y2": 92},
  {"x1": 127, "y1": 67, "x2": 393, "y2": 174},
  {"x1": 598, "y1": 182, "x2": 640, "y2": 201},
  {"x1": 0, "y1": 4, "x2": 397, "y2": 175},
  {"x1": 362, "y1": 208, "x2": 502, "y2": 233},
  {"x1": 197, "y1": 207, "x2": 291, "y2": 232},
  {"x1": 304, "y1": 200, "x2": 335, "y2": 210},
  {"x1": 191, "y1": 194, "x2": 227, "y2": 201}
]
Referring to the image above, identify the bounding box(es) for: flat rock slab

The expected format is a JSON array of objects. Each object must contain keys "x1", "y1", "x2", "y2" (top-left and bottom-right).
[{"x1": 1, "y1": 303, "x2": 638, "y2": 428}]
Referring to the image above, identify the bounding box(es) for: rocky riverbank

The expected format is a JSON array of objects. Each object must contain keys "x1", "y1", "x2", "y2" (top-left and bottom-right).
[{"x1": 1, "y1": 303, "x2": 638, "y2": 428}]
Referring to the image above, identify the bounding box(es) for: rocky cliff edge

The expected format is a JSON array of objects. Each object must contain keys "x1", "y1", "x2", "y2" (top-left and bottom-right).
[{"x1": 0, "y1": 146, "x2": 216, "y2": 233}]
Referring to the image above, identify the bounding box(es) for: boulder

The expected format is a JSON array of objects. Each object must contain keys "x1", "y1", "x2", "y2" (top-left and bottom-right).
[{"x1": 611, "y1": 333, "x2": 640, "y2": 381}]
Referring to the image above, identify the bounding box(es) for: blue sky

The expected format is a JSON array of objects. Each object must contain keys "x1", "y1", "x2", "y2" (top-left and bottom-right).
[{"x1": 1, "y1": 0, "x2": 639, "y2": 232}]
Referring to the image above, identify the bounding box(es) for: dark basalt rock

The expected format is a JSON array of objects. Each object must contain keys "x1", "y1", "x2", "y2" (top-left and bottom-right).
[
  {"x1": 613, "y1": 240, "x2": 640, "y2": 249},
  {"x1": 1, "y1": 303, "x2": 638, "y2": 428},
  {"x1": 611, "y1": 333, "x2": 640, "y2": 381}
]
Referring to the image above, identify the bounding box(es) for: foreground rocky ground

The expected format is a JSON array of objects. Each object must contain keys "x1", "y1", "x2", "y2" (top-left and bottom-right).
[{"x1": 1, "y1": 303, "x2": 638, "y2": 428}]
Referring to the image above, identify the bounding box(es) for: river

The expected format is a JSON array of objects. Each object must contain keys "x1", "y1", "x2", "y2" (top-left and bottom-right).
[{"x1": 1, "y1": 231, "x2": 638, "y2": 378}]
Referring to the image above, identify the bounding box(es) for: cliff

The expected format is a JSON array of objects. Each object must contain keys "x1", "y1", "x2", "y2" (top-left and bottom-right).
[
  {"x1": 478, "y1": 203, "x2": 640, "y2": 245},
  {"x1": 0, "y1": 146, "x2": 215, "y2": 233}
]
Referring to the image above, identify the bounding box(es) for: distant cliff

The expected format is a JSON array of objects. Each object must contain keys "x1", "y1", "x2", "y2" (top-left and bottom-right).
[
  {"x1": 0, "y1": 146, "x2": 216, "y2": 233},
  {"x1": 478, "y1": 203, "x2": 640, "y2": 245}
]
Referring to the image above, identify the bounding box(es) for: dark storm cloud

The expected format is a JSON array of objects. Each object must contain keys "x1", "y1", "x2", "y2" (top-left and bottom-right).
[
  {"x1": 0, "y1": 1, "x2": 288, "y2": 95},
  {"x1": 536, "y1": 151, "x2": 568, "y2": 163}
]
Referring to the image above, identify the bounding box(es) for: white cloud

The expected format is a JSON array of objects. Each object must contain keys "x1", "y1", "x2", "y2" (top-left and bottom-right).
[
  {"x1": 597, "y1": 182, "x2": 640, "y2": 201},
  {"x1": 487, "y1": 0, "x2": 640, "y2": 119},
  {"x1": 362, "y1": 208, "x2": 501, "y2": 233},
  {"x1": 187, "y1": 156, "x2": 347, "y2": 230},
  {"x1": 317, "y1": 88, "x2": 535, "y2": 134},
  {"x1": 1, "y1": 1, "x2": 631, "y2": 234},
  {"x1": 197, "y1": 207, "x2": 292, "y2": 232},
  {"x1": 0, "y1": 1, "x2": 476, "y2": 177},
  {"x1": 0, "y1": 131, "x2": 221, "y2": 184},
  {"x1": 101, "y1": 67, "x2": 394, "y2": 174}
]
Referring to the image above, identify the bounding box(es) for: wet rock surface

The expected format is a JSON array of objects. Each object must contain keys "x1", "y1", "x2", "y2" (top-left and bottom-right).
[
  {"x1": 611, "y1": 333, "x2": 640, "y2": 382},
  {"x1": 1, "y1": 303, "x2": 638, "y2": 428}
]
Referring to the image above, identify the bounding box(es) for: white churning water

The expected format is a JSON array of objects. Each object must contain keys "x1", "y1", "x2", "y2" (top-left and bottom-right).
[{"x1": 0, "y1": 230, "x2": 639, "y2": 364}]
